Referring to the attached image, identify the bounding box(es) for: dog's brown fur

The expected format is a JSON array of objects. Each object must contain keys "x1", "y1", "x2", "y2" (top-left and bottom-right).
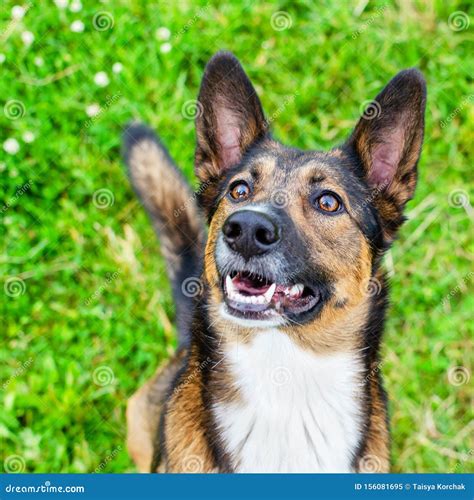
[{"x1": 124, "y1": 51, "x2": 426, "y2": 473}]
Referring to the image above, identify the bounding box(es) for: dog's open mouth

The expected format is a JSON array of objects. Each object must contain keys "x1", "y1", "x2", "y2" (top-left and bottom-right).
[{"x1": 223, "y1": 271, "x2": 320, "y2": 320}]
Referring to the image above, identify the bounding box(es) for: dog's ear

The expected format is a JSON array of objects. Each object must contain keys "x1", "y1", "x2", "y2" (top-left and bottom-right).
[
  {"x1": 346, "y1": 69, "x2": 426, "y2": 244},
  {"x1": 195, "y1": 51, "x2": 267, "y2": 212}
]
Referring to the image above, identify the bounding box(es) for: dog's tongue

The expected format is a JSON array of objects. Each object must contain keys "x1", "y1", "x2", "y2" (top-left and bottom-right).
[
  {"x1": 232, "y1": 273, "x2": 300, "y2": 299},
  {"x1": 233, "y1": 273, "x2": 271, "y2": 295}
]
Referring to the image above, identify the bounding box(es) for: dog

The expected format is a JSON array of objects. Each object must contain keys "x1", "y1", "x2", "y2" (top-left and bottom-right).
[{"x1": 123, "y1": 51, "x2": 426, "y2": 473}]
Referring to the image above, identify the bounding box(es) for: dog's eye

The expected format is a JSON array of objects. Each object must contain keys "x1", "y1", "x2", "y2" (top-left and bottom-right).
[
  {"x1": 314, "y1": 192, "x2": 343, "y2": 213},
  {"x1": 229, "y1": 181, "x2": 251, "y2": 201}
]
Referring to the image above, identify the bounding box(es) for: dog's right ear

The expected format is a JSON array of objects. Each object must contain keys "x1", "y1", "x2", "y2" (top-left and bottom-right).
[
  {"x1": 195, "y1": 51, "x2": 267, "y2": 213},
  {"x1": 346, "y1": 69, "x2": 426, "y2": 245}
]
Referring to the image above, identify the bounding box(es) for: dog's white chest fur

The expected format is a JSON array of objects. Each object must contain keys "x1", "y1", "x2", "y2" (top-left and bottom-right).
[{"x1": 213, "y1": 329, "x2": 364, "y2": 473}]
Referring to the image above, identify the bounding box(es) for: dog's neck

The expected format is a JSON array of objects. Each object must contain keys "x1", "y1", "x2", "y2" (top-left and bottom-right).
[
  {"x1": 212, "y1": 328, "x2": 365, "y2": 472},
  {"x1": 193, "y1": 295, "x2": 385, "y2": 473}
]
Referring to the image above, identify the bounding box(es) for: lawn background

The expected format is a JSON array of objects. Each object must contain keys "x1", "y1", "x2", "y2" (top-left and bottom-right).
[{"x1": 1, "y1": 0, "x2": 472, "y2": 473}]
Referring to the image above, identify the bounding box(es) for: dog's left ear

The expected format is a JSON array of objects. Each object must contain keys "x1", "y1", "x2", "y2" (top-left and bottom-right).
[
  {"x1": 195, "y1": 51, "x2": 267, "y2": 213},
  {"x1": 346, "y1": 69, "x2": 426, "y2": 244}
]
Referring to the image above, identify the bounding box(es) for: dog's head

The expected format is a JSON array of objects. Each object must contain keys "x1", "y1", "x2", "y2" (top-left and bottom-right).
[{"x1": 195, "y1": 52, "x2": 426, "y2": 345}]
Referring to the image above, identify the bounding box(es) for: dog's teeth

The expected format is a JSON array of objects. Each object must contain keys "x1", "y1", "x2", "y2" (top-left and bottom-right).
[
  {"x1": 236, "y1": 293, "x2": 250, "y2": 303},
  {"x1": 263, "y1": 283, "x2": 276, "y2": 303},
  {"x1": 226, "y1": 275, "x2": 277, "y2": 306},
  {"x1": 226, "y1": 275, "x2": 236, "y2": 295},
  {"x1": 288, "y1": 284, "x2": 304, "y2": 297}
]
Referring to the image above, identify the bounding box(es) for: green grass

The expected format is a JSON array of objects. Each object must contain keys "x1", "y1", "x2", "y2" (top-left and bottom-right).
[{"x1": 1, "y1": 0, "x2": 472, "y2": 473}]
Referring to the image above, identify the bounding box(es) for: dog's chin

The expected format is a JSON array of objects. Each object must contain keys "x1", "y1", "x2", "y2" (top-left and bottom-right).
[{"x1": 219, "y1": 270, "x2": 323, "y2": 326}]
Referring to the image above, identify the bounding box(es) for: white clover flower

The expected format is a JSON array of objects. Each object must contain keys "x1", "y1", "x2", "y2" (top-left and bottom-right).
[
  {"x1": 94, "y1": 71, "x2": 109, "y2": 87},
  {"x1": 22, "y1": 131, "x2": 35, "y2": 143},
  {"x1": 0, "y1": 54, "x2": 5, "y2": 64},
  {"x1": 12, "y1": 5, "x2": 26, "y2": 20},
  {"x1": 112, "y1": 62, "x2": 123, "y2": 74},
  {"x1": 160, "y1": 42, "x2": 172, "y2": 54},
  {"x1": 156, "y1": 27, "x2": 171, "y2": 40},
  {"x1": 70, "y1": 0, "x2": 82, "y2": 12},
  {"x1": 70, "y1": 20, "x2": 85, "y2": 33},
  {"x1": 21, "y1": 31, "x2": 34, "y2": 46},
  {"x1": 54, "y1": 0, "x2": 68, "y2": 9},
  {"x1": 34, "y1": 56, "x2": 43, "y2": 66},
  {"x1": 4, "y1": 138, "x2": 20, "y2": 155},
  {"x1": 86, "y1": 104, "x2": 101, "y2": 117}
]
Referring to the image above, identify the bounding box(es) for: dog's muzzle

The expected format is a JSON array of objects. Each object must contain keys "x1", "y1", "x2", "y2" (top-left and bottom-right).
[{"x1": 217, "y1": 209, "x2": 321, "y2": 322}]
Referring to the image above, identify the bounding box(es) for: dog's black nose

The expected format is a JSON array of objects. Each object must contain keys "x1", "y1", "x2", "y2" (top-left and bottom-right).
[{"x1": 222, "y1": 210, "x2": 280, "y2": 258}]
